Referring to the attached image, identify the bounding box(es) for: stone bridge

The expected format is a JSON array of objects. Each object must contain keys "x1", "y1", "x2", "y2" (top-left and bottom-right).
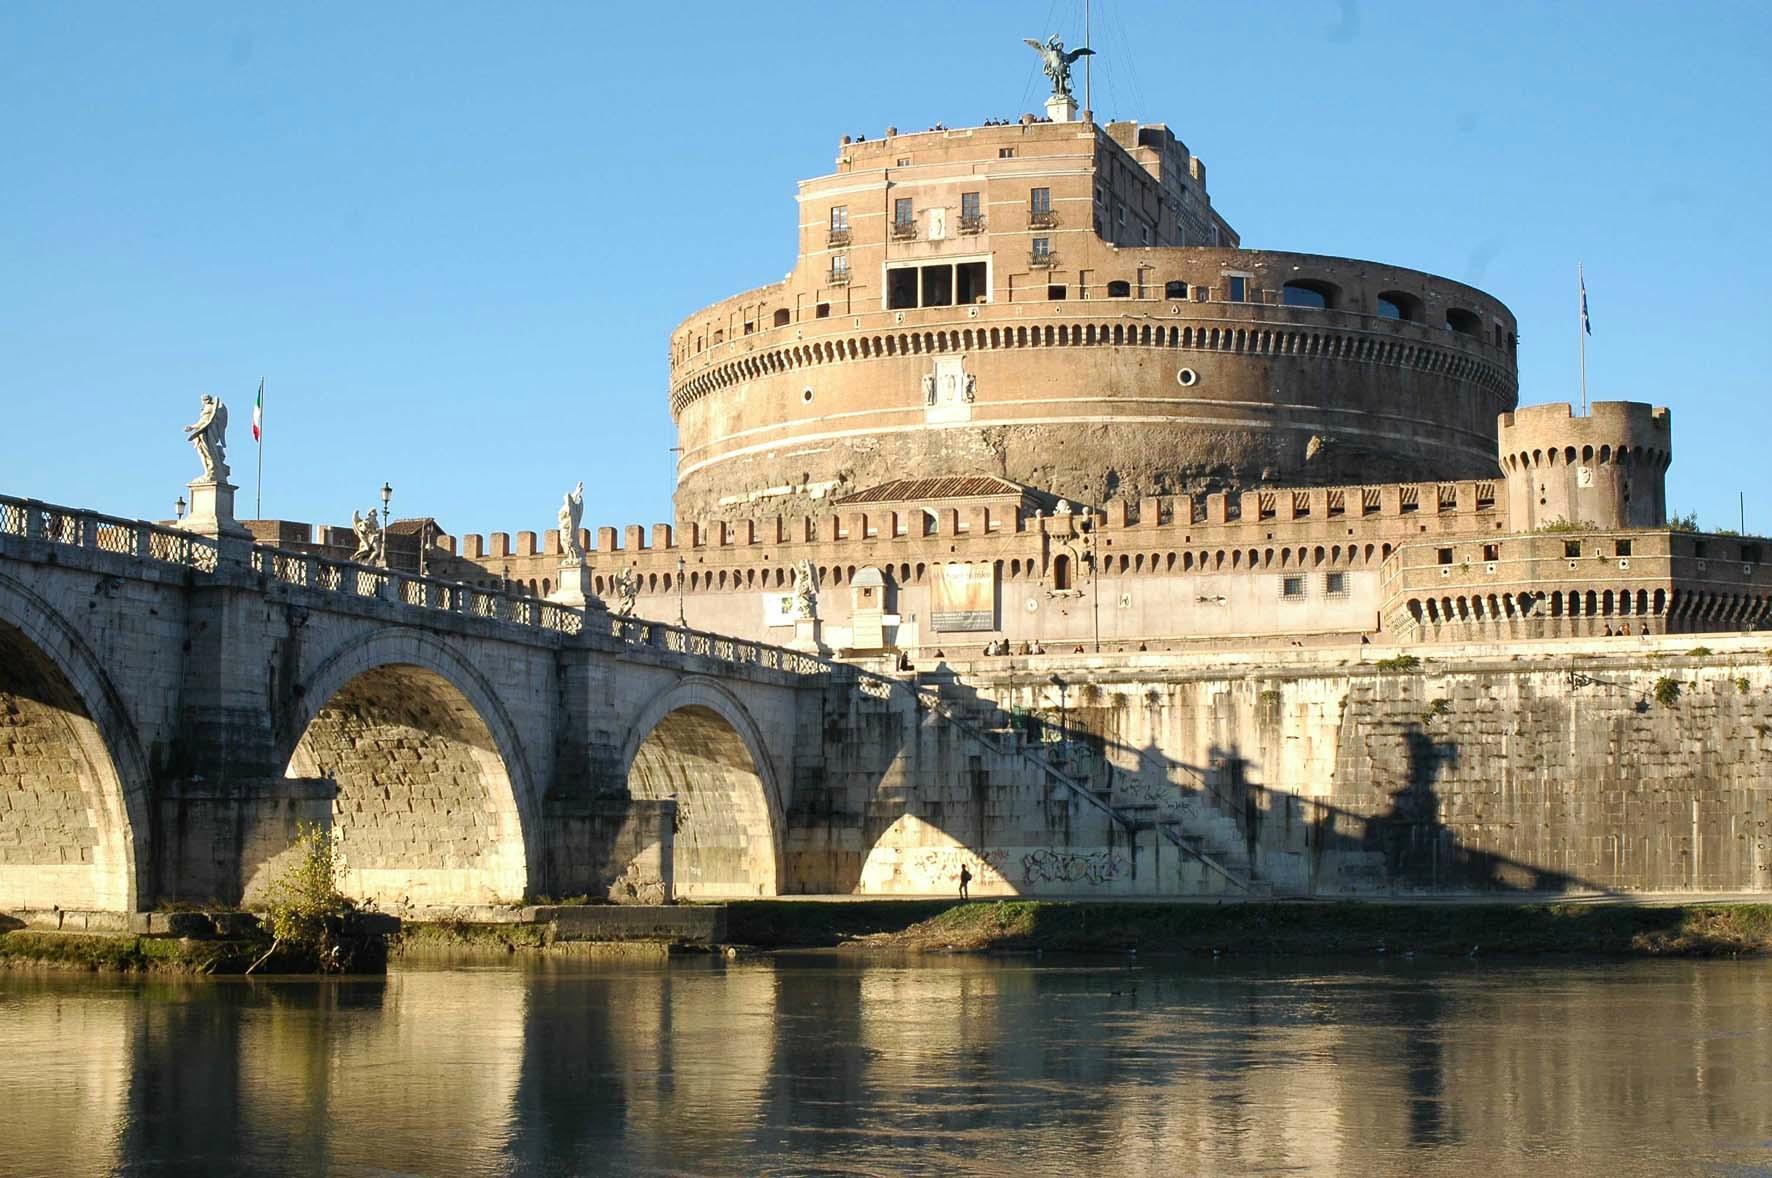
[{"x1": 1, "y1": 495, "x2": 1193, "y2": 921}]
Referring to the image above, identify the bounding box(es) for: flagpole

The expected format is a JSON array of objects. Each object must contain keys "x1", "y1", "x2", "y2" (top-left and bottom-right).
[
  {"x1": 1578, "y1": 262, "x2": 1588, "y2": 415},
  {"x1": 255, "y1": 378, "x2": 264, "y2": 519}
]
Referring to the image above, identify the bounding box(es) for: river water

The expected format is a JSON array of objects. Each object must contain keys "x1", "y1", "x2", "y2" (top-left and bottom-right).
[{"x1": 2, "y1": 954, "x2": 1769, "y2": 1177}]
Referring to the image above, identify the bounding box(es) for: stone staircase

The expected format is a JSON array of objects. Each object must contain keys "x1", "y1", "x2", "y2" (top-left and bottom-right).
[{"x1": 913, "y1": 673, "x2": 1261, "y2": 895}]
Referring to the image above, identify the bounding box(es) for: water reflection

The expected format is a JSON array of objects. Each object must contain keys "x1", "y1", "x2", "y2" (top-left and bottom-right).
[{"x1": 0, "y1": 957, "x2": 1769, "y2": 1176}]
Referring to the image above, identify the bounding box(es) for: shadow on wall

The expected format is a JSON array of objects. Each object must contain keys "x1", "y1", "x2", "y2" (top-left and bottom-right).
[{"x1": 917, "y1": 669, "x2": 1605, "y2": 898}]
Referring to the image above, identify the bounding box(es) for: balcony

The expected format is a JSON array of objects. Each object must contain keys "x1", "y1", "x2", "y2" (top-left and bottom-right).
[
  {"x1": 827, "y1": 266, "x2": 852, "y2": 286},
  {"x1": 1028, "y1": 250, "x2": 1059, "y2": 269},
  {"x1": 1028, "y1": 209, "x2": 1059, "y2": 229},
  {"x1": 889, "y1": 220, "x2": 918, "y2": 241},
  {"x1": 957, "y1": 213, "x2": 985, "y2": 235},
  {"x1": 827, "y1": 228, "x2": 852, "y2": 247}
]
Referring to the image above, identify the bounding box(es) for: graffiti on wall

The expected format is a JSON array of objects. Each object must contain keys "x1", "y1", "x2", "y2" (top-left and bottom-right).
[{"x1": 1021, "y1": 848, "x2": 1125, "y2": 887}]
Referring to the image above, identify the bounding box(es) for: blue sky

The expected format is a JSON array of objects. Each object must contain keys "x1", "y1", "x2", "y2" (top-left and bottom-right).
[{"x1": 3, "y1": 1, "x2": 1768, "y2": 536}]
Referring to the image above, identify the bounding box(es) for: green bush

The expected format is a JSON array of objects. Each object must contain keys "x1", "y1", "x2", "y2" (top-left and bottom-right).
[
  {"x1": 1653, "y1": 677, "x2": 1682, "y2": 708},
  {"x1": 1686, "y1": 646, "x2": 1714, "y2": 658},
  {"x1": 1375, "y1": 654, "x2": 1420, "y2": 673},
  {"x1": 254, "y1": 823, "x2": 355, "y2": 973}
]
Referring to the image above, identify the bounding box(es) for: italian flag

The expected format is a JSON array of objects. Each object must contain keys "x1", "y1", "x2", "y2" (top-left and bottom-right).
[{"x1": 252, "y1": 378, "x2": 263, "y2": 442}]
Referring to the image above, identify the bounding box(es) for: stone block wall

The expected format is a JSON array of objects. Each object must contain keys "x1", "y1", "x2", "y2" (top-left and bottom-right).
[
  {"x1": 944, "y1": 637, "x2": 1772, "y2": 895},
  {"x1": 156, "y1": 778, "x2": 335, "y2": 907},
  {"x1": 544, "y1": 798, "x2": 674, "y2": 905}
]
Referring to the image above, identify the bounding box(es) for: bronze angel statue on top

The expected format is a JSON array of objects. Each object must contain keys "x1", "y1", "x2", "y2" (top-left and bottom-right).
[{"x1": 1025, "y1": 34, "x2": 1093, "y2": 101}]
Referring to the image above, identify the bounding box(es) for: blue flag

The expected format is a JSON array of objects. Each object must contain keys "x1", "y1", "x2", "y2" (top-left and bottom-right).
[{"x1": 1580, "y1": 268, "x2": 1592, "y2": 335}]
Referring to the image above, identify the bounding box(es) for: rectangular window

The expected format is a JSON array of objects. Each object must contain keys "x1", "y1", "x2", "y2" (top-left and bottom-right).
[
  {"x1": 1282, "y1": 575, "x2": 1306, "y2": 600},
  {"x1": 961, "y1": 191, "x2": 980, "y2": 220},
  {"x1": 1564, "y1": 540, "x2": 1582, "y2": 559},
  {"x1": 1437, "y1": 547, "x2": 1455, "y2": 565},
  {"x1": 830, "y1": 255, "x2": 849, "y2": 277},
  {"x1": 998, "y1": 147, "x2": 1015, "y2": 159},
  {"x1": 1483, "y1": 543, "x2": 1500, "y2": 561},
  {"x1": 1032, "y1": 236, "x2": 1052, "y2": 259},
  {"x1": 1615, "y1": 539, "x2": 1633, "y2": 557},
  {"x1": 895, "y1": 157, "x2": 911, "y2": 166},
  {"x1": 1030, "y1": 187, "x2": 1051, "y2": 213},
  {"x1": 830, "y1": 205, "x2": 848, "y2": 231},
  {"x1": 1226, "y1": 275, "x2": 1247, "y2": 302},
  {"x1": 1047, "y1": 284, "x2": 1067, "y2": 300},
  {"x1": 1325, "y1": 571, "x2": 1348, "y2": 596},
  {"x1": 893, "y1": 198, "x2": 913, "y2": 227}
]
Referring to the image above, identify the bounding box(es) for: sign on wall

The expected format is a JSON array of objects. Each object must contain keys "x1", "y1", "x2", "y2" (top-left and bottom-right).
[
  {"x1": 762, "y1": 591, "x2": 797, "y2": 628},
  {"x1": 931, "y1": 562, "x2": 996, "y2": 631}
]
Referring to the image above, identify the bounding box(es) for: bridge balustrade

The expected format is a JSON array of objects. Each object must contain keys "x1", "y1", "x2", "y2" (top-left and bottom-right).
[{"x1": 3, "y1": 492, "x2": 836, "y2": 672}]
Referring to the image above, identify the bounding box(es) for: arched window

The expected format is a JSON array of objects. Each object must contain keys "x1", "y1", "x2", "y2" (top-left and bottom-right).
[
  {"x1": 1446, "y1": 308, "x2": 1482, "y2": 336},
  {"x1": 1164, "y1": 280, "x2": 1187, "y2": 299},
  {"x1": 1106, "y1": 280, "x2": 1131, "y2": 298},
  {"x1": 772, "y1": 308, "x2": 790, "y2": 327},
  {"x1": 1282, "y1": 280, "x2": 1338, "y2": 309},
  {"x1": 1375, "y1": 290, "x2": 1422, "y2": 322},
  {"x1": 1052, "y1": 553, "x2": 1073, "y2": 591}
]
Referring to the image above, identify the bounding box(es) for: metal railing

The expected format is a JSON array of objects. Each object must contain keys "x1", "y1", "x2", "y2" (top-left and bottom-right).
[
  {"x1": 957, "y1": 213, "x2": 985, "y2": 234},
  {"x1": 606, "y1": 614, "x2": 829, "y2": 675},
  {"x1": 247, "y1": 546, "x2": 586, "y2": 635},
  {"x1": 1028, "y1": 209, "x2": 1058, "y2": 229},
  {"x1": 826, "y1": 266, "x2": 851, "y2": 286},
  {"x1": 0, "y1": 495, "x2": 220, "y2": 573},
  {"x1": 1028, "y1": 250, "x2": 1059, "y2": 269},
  {"x1": 889, "y1": 221, "x2": 918, "y2": 241},
  {"x1": 826, "y1": 228, "x2": 851, "y2": 247}
]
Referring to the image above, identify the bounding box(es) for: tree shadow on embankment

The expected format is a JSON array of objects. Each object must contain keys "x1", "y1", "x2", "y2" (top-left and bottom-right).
[{"x1": 934, "y1": 669, "x2": 1610, "y2": 899}]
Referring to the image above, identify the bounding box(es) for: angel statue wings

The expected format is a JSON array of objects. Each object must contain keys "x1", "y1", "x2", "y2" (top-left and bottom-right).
[
  {"x1": 1024, "y1": 34, "x2": 1093, "y2": 101},
  {"x1": 184, "y1": 394, "x2": 231, "y2": 481},
  {"x1": 558, "y1": 481, "x2": 585, "y2": 561}
]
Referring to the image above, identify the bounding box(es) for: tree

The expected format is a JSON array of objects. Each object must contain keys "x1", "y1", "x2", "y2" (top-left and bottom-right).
[{"x1": 251, "y1": 823, "x2": 353, "y2": 974}]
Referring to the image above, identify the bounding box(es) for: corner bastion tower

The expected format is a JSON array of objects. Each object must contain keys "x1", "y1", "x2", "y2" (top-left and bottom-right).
[{"x1": 668, "y1": 112, "x2": 1517, "y2": 519}]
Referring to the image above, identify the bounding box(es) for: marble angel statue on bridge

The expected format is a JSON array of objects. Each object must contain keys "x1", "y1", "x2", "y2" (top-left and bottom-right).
[
  {"x1": 792, "y1": 559, "x2": 818, "y2": 620},
  {"x1": 558, "y1": 481, "x2": 585, "y2": 562},
  {"x1": 183, "y1": 395, "x2": 230, "y2": 482},
  {"x1": 351, "y1": 508, "x2": 384, "y2": 565}
]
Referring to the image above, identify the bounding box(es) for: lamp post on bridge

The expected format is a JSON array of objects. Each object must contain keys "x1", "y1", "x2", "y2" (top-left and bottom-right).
[
  {"x1": 677, "y1": 554, "x2": 686, "y2": 626},
  {"x1": 379, "y1": 482, "x2": 393, "y2": 569}
]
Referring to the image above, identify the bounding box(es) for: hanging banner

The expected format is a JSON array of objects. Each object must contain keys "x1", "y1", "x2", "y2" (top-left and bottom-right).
[{"x1": 931, "y1": 561, "x2": 995, "y2": 631}]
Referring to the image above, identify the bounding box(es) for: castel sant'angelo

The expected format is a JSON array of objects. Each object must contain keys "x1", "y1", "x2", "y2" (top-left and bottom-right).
[{"x1": 270, "y1": 41, "x2": 1766, "y2": 657}]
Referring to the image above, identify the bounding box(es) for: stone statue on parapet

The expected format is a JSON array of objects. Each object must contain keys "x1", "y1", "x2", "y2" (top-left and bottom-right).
[
  {"x1": 351, "y1": 508, "x2": 383, "y2": 564},
  {"x1": 1024, "y1": 34, "x2": 1092, "y2": 101},
  {"x1": 184, "y1": 395, "x2": 230, "y2": 482},
  {"x1": 792, "y1": 559, "x2": 818, "y2": 619},
  {"x1": 558, "y1": 481, "x2": 585, "y2": 562},
  {"x1": 613, "y1": 566, "x2": 638, "y2": 616}
]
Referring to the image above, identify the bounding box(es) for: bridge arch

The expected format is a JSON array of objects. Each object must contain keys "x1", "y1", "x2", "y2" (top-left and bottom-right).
[
  {"x1": 0, "y1": 576, "x2": 148, "y2": 913},
  {"x1": 622, "y1": 678, "x2": 783, "y2": 898},
  {"x1": 279, "y1": 630, "x2": 536, "y2": 908}
]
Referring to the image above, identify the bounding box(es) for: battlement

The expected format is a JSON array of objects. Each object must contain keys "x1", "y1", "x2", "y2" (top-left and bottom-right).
[{"x1": 446, "y1": 475, "x2": 1515, "y2": 568}]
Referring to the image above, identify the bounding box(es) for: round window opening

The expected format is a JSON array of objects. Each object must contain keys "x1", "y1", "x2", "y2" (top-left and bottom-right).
[
  {"x1": 801, "y1": 387, "x2": 814, "y2": 403},
  {"x1": 1176, "y1": 368, "x2": 1199, "y2": 387}
]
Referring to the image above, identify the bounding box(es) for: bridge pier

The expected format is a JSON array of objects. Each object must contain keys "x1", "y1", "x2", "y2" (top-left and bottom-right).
[{"x1": 155, "y1": 776, "x2": 335, "y2": 907}]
